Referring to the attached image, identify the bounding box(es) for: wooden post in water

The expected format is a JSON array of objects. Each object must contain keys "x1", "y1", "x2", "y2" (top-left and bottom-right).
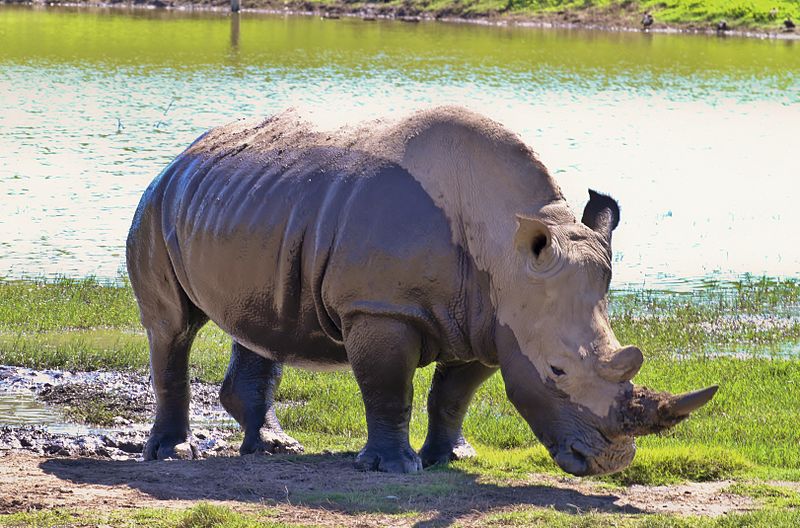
[
  {"x1": 230, "y1": 13, "x2": 240, "y2": 49},
  {"x1": 231, "y1": 0, "x2": 240, "y2": 13}
]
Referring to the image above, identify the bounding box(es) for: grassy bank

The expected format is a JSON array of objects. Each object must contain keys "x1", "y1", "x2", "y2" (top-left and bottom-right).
[
  {"x1": 30, "y1": 0, "x2": 800, "y2": 33},
  {"x1": 1, "y1": 276, "x2": 799, "y2": 483},
  {"x1": 323, "y1": 0, "x2": 800, "y2": 31},
  {"x1": 4, "y1": 0, "x2": 798, "y2": 33}
]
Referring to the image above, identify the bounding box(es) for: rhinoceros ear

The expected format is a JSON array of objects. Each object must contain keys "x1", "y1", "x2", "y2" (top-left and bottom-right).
[
  {"x1": 581, "y1": 190, "x2": 620, "y2": 242},
  {"x1": 514, "y1": 215, "x2": 563, "y2": 277}
]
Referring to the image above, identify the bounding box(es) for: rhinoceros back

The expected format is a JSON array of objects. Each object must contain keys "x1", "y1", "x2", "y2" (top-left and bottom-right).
[{"x1": 128, "y1": 114, "x2": 483, "y2": 368}]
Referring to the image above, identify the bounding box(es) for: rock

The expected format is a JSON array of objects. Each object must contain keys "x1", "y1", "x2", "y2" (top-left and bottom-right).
[
  {"x1": 172, "y1": 442, "x2": 195, "y2": 460},
  {"x1": 44, "y1": 444, "x2": 73, "y2": 456},
  {"x1": 117, "y1": 440, "x2": 144, "y2": 453},
  {"x1": 194, "y1": 429, "x2": 208, "y2": 440},
  {"x1": 198, "y1": 437, "x2": 227, "y2": 453}
]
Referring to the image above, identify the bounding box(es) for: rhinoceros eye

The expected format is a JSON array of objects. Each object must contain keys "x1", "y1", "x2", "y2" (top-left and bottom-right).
[{"x1": 550, "y1": 366, "x2": 566, "y2": 377}]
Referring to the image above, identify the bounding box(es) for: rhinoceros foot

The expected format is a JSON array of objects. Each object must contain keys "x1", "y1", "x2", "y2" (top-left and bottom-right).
[
  {"x1": 240, "y1": 428, "x2": 304, "y2": 455},
  {"x1": 419, "y1": 435, "x2": 477, "y2": 468},
  {"x1": 355, "y1": 444, "x2": 422, "y2": 473},
  {"x1": 143, "y1": 433, "x2": 198, "y2": 461}
]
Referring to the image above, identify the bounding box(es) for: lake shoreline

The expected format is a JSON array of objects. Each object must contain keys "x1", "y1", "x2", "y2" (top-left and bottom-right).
[{"x1": 4, "y1": 0, "x2": 799, "y2": 41}]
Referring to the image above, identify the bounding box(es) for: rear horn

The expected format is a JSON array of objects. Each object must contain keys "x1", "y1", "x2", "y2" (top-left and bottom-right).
[{"x1": 597, "y1": 346, "x2": 643, "y2": 383}]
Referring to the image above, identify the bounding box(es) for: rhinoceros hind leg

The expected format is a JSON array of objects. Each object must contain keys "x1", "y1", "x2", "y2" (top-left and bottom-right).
[
  {"x1": 347, "y1": 315, "x2": 422, "y2": 473},
  {"x1": 220, "y1": 342, "x2": 303, "y2": 455},
  {"x1": 419, "y1": 361, "x2": 497, "y2": 468},
  {"x1": 140, "y1": 316, "x2": 206, "y2": 461},
  {"x1": 128, "y1": 220, "x2": 209, "y2": 461}
]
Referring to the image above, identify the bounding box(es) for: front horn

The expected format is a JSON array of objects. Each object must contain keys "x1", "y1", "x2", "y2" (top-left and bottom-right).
[
  {"x1": 620, "y1": 385, "x2": 719, "y2": 436},
  {"x1": 667, "y1": 385, "x2": 719, "y2": 417}
]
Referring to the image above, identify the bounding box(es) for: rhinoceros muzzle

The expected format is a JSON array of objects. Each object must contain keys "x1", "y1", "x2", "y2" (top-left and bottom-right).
[
  {"x1": 497, "y1": 326, "x2": 718, "y2": 476},
  {"x1": 550, "y1": 384, "x2": 719, "y2": 476}
]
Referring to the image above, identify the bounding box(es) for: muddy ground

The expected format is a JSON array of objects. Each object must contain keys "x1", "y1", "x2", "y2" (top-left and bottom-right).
[
  {"x1": 0, "y1": 365, "x2": 239, "y2": 459},
  {"x1": 0, "y1": 451, "x2": 756, "y2": 525},
  {"x1": 0, "y1": 365, "x2": 762, "y2": 525}
]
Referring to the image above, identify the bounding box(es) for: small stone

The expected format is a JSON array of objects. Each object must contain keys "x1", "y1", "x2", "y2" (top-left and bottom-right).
[
  {"x1": 385, "y1": 495, "x2": 399, "y2": 501},
  {"x1": 172, "y1": 442, "x2": 194, "y2": 459},
  {"x1": 112, "y1": 416, "x2": 131, "y2": 426},
  {"x1": 116, "y1": 440, "x2": 143, "y2": 453}
]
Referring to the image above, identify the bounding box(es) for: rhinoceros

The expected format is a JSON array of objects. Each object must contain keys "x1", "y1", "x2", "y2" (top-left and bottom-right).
[{"x1": 126, "y1": 106, "x2": 717, "y2": 475}]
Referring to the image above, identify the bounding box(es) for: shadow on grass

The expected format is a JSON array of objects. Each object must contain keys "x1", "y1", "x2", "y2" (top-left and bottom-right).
[{"x1": 40, "y1": 451, "x2": 642, "y2": 527}]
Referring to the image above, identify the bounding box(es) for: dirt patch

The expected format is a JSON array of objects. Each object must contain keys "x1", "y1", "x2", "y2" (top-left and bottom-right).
[
  {"x1": 38, "y1": 383, "x2": 151, "y2": 425},
  {"x1": 0, "y1": 451, "x2": 754, "y2": 526}
]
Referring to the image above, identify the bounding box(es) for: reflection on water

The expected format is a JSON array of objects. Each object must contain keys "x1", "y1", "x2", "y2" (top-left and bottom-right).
[
  {"x1": 0, "y1": 389, "x2": 92, "y2": 434},
  {"x1": 230, "y1": 13, "x2": 240, "y2": 50},
  {"x1": 0, "y1": 6, "x2": 798, "y2": 290}
]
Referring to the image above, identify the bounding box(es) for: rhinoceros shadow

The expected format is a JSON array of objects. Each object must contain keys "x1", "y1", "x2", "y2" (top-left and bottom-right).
[{"x1": 39, "y1": 451, "x2": 643, "y2": 526}]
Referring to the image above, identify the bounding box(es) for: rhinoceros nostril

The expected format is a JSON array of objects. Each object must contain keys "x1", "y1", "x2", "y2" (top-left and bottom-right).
[
  {"x1": 554, "y1": 446, "x2": 589, "y2": 476},
  {"x1": 570, "y1": 440, "x2": 593, "y2": 460}
]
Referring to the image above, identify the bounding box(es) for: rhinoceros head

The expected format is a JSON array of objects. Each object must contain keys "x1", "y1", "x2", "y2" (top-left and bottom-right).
[{"x1": 495, "y1": 190, "x2": 717, "y2": 476}]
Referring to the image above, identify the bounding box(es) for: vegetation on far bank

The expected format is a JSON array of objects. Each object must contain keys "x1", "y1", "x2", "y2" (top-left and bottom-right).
[
  {"x1": 321, "y1": 0, "x2": 800, "y2": 31},
  {"x1": 25, "y1": 0, "x2": 800, "y2": 33}
]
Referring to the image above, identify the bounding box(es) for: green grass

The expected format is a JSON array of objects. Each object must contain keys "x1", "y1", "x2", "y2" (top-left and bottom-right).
[
  {"x1": 483, "y1": 508, "x2": 800, "y2": 527},
  {"x1": 0, "y1": 503, "x2": 298, "y2": 528},
  {"x1": 0, "y1": 276, "x2": 799, "y2": 487},
  {"x1": 5, "y1": 506, "x2": 800, "y2": 528}
]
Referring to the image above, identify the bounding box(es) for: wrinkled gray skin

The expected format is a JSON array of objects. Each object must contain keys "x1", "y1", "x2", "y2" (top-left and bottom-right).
[{"x1": 127, "y1": 107, "x2": 716, "y2": 475}]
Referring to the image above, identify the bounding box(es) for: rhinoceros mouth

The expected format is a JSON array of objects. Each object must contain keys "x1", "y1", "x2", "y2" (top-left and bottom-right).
[
  {"x1": 553, "y1": 444, "x2": 591, "y2": 476},
  {"x1": 550, "y1": 436, "x2": 636, "y2": 476}
]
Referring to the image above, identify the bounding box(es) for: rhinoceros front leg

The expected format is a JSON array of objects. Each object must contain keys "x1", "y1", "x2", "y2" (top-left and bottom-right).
[
  {"x1": 347, "y1": 315, "x2": 422, "y2": 473},
  {"x1": 419, "y1": 361, "x2": 497, "y2": 467},
  {"x1": 219, "y1": 342, "x2": 303, "y2": 455}
]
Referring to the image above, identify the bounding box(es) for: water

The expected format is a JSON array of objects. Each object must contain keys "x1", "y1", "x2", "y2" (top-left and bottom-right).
[
  {"x1": 0, "y1": 365, "x2": 238, "y2": 432},
  {"x1": 1, "y1": 6, "x2": 799, "y2": 290},
  {"x1": 0, "y1": 389, "x2": 85, "y2": 433}
]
